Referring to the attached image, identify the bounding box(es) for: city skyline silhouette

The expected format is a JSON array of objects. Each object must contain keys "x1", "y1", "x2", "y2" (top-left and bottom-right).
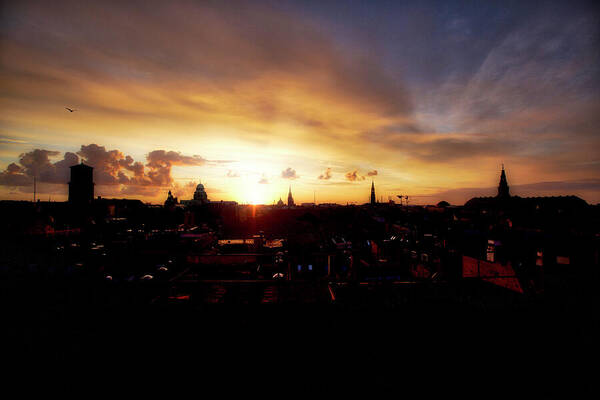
[{"x1": 0, "y1": 0, "x2": 598, "y2": 394}]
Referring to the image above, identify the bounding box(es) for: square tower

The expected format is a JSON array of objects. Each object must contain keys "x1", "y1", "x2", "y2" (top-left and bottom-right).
[{"x1": 68, "y1": 163, "x2": 94, "y2": 205}]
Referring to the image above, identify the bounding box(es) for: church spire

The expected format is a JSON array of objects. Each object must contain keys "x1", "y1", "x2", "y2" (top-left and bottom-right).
[
  {"x1": 370, "y1": 180, "x2": 376, "y2": 205},
  {"x1": 497, "y1": 164, "x2": 510, "y2": 199},
  {"x1": 287, "y1": 185, "x2": 294, "y2": 207}
]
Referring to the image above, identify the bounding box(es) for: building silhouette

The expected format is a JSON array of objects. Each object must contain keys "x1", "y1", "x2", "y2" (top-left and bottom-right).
[
  {"x1": 498, "y1": 164, "x2": 510, "y2": 199},
  {"x1": 164, "y1": 190, "x2": 178, "y2": 208},
  {"x1": 193, "y1": 182, "x2": 210, "y2": 204},
  {"x1": 68, "y1": 162, "x2": 94, "y2": 205},
  {"x1": 465, "y1": 165, "x2": 587, "y2": 212},
  {"x1": 287, "y1": 186, "x2": 295, "y2": 207},
  {"x1": 180, "y1": 181, "x2": 210, "y2": 206},
  {"x1": 370, "y1": 180, "x2": 376, "y2": 205}
]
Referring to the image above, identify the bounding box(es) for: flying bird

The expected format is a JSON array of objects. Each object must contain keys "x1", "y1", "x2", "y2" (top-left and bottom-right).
[{"x1": 65, "y1": 107, "x2": 77, "y2": 112}]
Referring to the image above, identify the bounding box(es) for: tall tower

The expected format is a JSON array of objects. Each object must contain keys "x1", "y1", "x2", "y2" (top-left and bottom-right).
[
  {"x1": 497, "y1": 164, "x2": 510, "y2": 199},
  {"x1": 69, "y1": 162, "x2": 94, "y2": 205},
  {"x1": 287, "y1": 185, "x2": 295, "y2": 207},
  {"x1": 370, "y1": 180, "x2": 376, "y2": 205}
]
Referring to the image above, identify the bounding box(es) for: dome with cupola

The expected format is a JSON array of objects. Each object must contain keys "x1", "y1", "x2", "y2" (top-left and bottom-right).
[{"x1": 193, "y1": 181, "x2": 209, "y2": 204}]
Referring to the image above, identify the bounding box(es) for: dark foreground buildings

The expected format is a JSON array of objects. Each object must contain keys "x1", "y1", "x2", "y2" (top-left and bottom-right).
[{"x1": 1, "y1": 164, "x2": 598, "y2": 392}]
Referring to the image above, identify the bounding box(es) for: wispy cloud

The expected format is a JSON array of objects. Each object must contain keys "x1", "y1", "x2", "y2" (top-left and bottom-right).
[
  {"x1": 345, "y1": 170, "x2": 365, "y2": 182},
  {"x1": 0, "y1": 137, "x2": 29, "y2": 144},
  {"x1": 281, "y1": 167, "x2": 298, "y2": 180},
  {"x1": 318, "y1": 168, "x2": 332, "y2": 180}
]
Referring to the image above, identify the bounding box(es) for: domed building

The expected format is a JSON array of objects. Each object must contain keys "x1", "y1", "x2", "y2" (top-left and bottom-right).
[
  {"x1": 164, "y1": 190, "x2": 178, "y2": 208},
  {"x1": 193, "y1": 182, "x2": 210, "y2": 204},
  {"x1": 180, "y1": 181, "x2": 211, "y2": 207}
]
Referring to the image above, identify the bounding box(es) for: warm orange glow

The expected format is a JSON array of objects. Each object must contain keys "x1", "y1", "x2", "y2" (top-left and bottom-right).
[{"x1": 0, "y1": 1, "x2": 598, "y2": 205}]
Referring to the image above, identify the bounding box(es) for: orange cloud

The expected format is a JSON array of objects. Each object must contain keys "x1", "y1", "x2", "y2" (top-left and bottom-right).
[{"x1": 345, "y1": 170, "x2": 365, "y2": 182}]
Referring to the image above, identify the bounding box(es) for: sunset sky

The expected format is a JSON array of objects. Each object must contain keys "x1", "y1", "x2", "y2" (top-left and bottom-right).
[{"x1": 1, "y1": 0, "x2": 599, "y2": 205}]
